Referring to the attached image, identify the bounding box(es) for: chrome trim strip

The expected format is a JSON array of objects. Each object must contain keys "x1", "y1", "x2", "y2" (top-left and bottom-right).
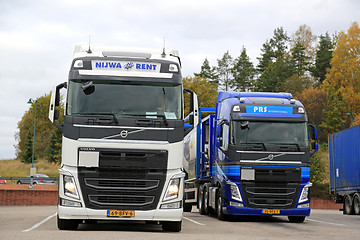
[{"x1": 74, "y1": 124, "x2": 174, "y2": 131}]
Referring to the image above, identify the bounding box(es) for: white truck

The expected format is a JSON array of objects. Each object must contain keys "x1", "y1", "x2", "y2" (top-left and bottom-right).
[{"x1": 49, "y1": 44, "x2": 198, "y2": 232}]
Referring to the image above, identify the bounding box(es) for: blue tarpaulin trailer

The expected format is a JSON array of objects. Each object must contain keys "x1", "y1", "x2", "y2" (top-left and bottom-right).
[{"x1": 329, "y1": 125, "x2": 360, "y2": 215}]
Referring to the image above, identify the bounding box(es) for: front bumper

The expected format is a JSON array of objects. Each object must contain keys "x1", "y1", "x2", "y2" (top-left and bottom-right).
[
  {"x1": 58, "y1": 205, "x2": 183, "y2": 221},
  {"x1": 223, "y1": 206, "x2": 310, "y2": 217}
]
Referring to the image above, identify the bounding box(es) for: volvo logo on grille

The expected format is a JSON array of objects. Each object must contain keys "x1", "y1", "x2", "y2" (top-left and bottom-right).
[
  {"x1": 268, "y1": 154, "x2": 274, "y2": 160},
  {"x1": 120, "y1": 130, "x2": 128, "y2": 138}
]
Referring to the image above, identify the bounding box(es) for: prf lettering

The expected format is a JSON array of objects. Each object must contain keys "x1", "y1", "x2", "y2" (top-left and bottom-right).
[{"x1": 254, "y1": 106, "x2": 267, "y2": 113}]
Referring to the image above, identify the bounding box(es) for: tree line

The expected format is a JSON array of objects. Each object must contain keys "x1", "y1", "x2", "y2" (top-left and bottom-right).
[{"x1": 189, "y1": 22, "x2": 360, "y2": 143}]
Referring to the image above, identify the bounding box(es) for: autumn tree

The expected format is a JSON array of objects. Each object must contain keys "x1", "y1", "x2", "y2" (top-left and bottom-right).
[
  {"x1": 290, "y1": 24, "x2": 317, "y2": 61},
  {"x1": 15, "y1": 93, "x2": 64, "y2": 159},
  {"x1": 183, "y1": 77, "x2": 218, "y2": 116},
  {"x1": 322, "y1": 22, "x2": 360, "y2": 131},
  {"x1": 231, "y1": 47, "x2": 256, "y2": 91},
  {"x1": 296, "y1": 87, "x2": 328, "y2": 142}
]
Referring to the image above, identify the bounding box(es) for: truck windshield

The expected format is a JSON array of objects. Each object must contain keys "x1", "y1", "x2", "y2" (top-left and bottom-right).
[
  {"x1": 231, "y1": 121, "x2": 309, "y2": 147},
  {"x1": 67, "y1": 80, "x2": 182, "y2": 120}
]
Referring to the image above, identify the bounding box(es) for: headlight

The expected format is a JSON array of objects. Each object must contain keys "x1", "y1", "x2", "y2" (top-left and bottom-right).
[
  {"x1": 163, "y1": 178, "x2": 181, "y2": 201},
  {"x1": 228, "y1": 181, "x2": 242, "y2": 202},
  {"x1": 64, "y1": 175, "x2": 79, "y2": 199},
  {"x1": 299, "y1": 183, "x2": 312, "y2": 203}
]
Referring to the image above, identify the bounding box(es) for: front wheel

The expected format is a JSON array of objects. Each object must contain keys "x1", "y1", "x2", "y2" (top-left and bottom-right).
[
  {"x1": 162, "y1": 221, "x2": 181, "y2": 232},
  {"x1": 288, "y1": 216, "x2": 306, "y2": 223},
  {"x1": 198, "y1": 185, "x2": 206, "y2": 215},
  {"x1": 216, "y1": 188, "x2": 227, "y2": 221}
]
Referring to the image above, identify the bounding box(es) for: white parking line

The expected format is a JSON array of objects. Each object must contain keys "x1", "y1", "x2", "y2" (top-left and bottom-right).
[
  {"x1": 307, "y1": 218, "x2": 344, "y2": 226},
  {"x1": 22, "y1": 213, "x2": 57, "y2": 232},
  {"x1": 183, "y1": 216, "x2": 206, "y2": 226}
]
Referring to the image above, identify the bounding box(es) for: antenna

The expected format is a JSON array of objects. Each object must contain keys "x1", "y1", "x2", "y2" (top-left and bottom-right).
[
  {"x1": 161, "y1": 37, "x2": 166, "y2": 58},
  {"x1": 87, "y1": 36, "x2": 92, "y2": 54}
]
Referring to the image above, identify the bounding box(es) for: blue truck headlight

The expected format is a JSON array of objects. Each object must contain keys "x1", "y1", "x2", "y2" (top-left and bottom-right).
[
  {"x1": 163, "y1": 178, "x2": 181, "y2": 201},
  {"x1": 299, "y1": 183, "x2": 312, "y2": 203},
  {"x1": 227, "y1": 181, "x2": 242, "y2": 202},
  {"x1": 64, "y1": 175, "x2": 79, "y2": 199}
]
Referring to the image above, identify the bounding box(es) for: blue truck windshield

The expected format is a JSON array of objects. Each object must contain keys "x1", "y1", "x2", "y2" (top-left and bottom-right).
[
  {"x1": 67, "y1": 80, "x2": 182, "y2": 120},
  {"x1": 231, "y1": 121, "x2": 309, "y2": 147}
]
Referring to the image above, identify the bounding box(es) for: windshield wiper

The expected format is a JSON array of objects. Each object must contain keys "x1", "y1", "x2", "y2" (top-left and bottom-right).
[
  {"x1": 73, "y1": 112, "x2": 118, "y2": 124},
  {"x1": 121, "y1": 113, "x2": 168, "y2": 126}
]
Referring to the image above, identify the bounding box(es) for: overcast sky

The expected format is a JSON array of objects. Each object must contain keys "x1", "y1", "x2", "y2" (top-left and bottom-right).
[{"x1": 1, "y1": 0, "x2": 359, "y2": 160}]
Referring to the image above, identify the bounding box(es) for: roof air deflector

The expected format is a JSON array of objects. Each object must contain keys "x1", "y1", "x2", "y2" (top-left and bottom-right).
[{"x1": 102, "y1": 51, "x2": 151, "y2": 59}]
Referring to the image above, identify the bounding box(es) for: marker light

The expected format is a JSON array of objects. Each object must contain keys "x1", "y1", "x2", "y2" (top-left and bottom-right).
[
  {"x1": 233, "y1": 106, "x2": 241, "y2": 112},
  {"x1": 169, "y1": 64, "x2": 178, "y2": 72},
  {"x1": 298, "y1": 107, "x2": 305, "y2": 114},
  {"x1": 73, "y1": 60, "x2": 84, "y2": 68}
]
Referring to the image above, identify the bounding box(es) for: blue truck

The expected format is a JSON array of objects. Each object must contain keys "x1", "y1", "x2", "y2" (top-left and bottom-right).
[
  {"x1": 329, "y1": 125, "x2": 360, "y2": 215},
  {"x1": 183, "y1": 91, "x2": 318, "y2": 222}
]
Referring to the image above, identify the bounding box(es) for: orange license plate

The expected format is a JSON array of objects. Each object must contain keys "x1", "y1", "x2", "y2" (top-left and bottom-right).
[
  {"x1": 262, "y1": 209, "x2": 280, "y2": 214},
  {"x1": 107, "y1": 210, "x2": 135, "y2": 217}
]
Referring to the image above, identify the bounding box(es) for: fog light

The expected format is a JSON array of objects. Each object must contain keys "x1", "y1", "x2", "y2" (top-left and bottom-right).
[
  {"x1": 297, "y1": 203, "x2": 310, "y2": 208},
  {"x1": 230, "y1": 201, "x2": 244, "y2": 207},
  {"x1": 61, "y1": 198, "x2": 82, "y2": 207},
  {"x1": 161, "y1": 201, "x2": 182, "y2": 209}
]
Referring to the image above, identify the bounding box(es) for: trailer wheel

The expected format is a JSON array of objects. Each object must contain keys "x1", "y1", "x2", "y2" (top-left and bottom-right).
[
  {"x1": 198, "y1": 185, "x2": 206, "y2": 215},
  {"x1": 216, "y1": 188, "x2": 226, "y2": 221},
  {"x1": 353, "y1": 193, "x2": 360, "y2": 215},
  {"x1": 57, "y1": 215, "x2": 79, "y2": 230},
  {"x1": 162, "y1": 220, "x2": 181, "y2": 232},
  {"x1": 288, "y1": 216, "x2": 305, "y2": 223},
  {"x1": 344, "y1": 194, "x2": 354, "y2": 215}
]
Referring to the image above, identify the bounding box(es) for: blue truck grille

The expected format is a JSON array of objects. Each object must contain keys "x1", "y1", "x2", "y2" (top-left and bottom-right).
[{"x1": 240, "y1": 168, "x2": 301, "y2": 209}]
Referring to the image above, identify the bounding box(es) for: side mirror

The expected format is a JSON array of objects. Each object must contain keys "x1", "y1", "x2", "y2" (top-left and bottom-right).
[
  {"x1": 49, "y1": 82, "x2": 67, "y2": 132},
  {"x1": 308, "y1": 124, "x2": 319, "y2": 156}
]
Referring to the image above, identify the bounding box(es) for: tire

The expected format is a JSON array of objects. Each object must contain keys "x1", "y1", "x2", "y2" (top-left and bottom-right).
[
  {"x1": 162, "y1": 221, "x2": 182, "y2": 232},
  {"x1": 57, "y1": 215, "x2": 79, "y2": 230},
  {"x1": 344, "y1": 194, "x2": 354, "y2": 215},
  {"x1": 198, "y1": 185, "x2": 206, "y2": 215},
  {"x1": 353, "y1": 193, "x2": 360, "y2": 215},
  {"x1": 203, "y1": 185, "x2": 210, "y2": 215},
  {"x1": 216, "y1": 188, "x2": 226, "y2": 221},
  {"x1": 288, "y1": 216, "x2": 306, "y2": 223}
]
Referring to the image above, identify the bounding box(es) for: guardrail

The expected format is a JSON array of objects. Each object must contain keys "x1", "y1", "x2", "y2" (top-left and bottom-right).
[{"x1": 0, "y1": 177, "x2": 59, "y2": 185}]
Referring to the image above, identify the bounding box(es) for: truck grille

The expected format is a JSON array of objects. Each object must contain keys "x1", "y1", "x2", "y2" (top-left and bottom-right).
[
  {"x1": 78, "y1": 149, "x2": 167, "y2": 210},
  {"x1": 240, "y1": 167, "x2": 301, "y2": 209}
]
